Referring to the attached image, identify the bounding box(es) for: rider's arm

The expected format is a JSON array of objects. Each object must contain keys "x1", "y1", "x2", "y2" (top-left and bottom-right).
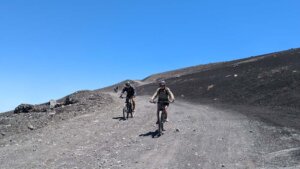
[
  {"x1": 166, "y1": 88, "x2": 175, "y2": 102},
  {"x1": 150, "y1": 88, "x2": 160, "y2": 101},
  {"x1": 120, "y1": 88, "x2": 126, "y2": 97},
  {"x1": 133, "y1": 87, "x2": 137, "y2": 97}
]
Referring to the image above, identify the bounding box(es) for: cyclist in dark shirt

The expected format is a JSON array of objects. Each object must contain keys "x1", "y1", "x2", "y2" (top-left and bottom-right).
[{"x1": 120, "y1": 81, "x2": 136, "y2": 112}]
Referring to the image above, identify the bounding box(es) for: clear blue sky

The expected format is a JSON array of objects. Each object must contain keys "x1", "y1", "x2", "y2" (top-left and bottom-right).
[{"x1": 1, "y1": 0, "x2": 299, "y2": 112}]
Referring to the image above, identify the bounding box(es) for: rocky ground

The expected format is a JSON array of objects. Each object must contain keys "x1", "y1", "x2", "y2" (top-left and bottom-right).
[
  {"x1": 0, "y1": 90, "x2": 112, "y2": 139},
  {"x1": 1, "y1": 94, "x2": 300, "y2": 169}
]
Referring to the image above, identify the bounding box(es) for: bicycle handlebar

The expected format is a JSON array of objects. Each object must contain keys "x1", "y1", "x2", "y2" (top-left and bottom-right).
[{"x1": 149, "y1": 100, "x2": 175, "y2": 104}]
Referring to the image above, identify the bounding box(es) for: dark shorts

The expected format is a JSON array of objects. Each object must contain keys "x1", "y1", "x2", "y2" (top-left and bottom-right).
[
  {"x1": 157, "y1": 102, "x2": 169, "y2": 111},
  {"x1": 125, "y1": 97, "x2": 135, "y2": 103}
]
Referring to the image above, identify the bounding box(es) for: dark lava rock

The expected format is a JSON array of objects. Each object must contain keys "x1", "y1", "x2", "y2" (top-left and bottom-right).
[
  {"x1": 64, "y1": 96, "x2": 78, "y2": 105},
  {"x1": 14, "y1": 104, "x2": 34, "y2": 114}
]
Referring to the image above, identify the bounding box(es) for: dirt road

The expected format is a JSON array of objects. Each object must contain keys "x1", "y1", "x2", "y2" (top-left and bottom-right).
[{"x1": 1, "y1": 93, "x2": 300, "y2": 169}]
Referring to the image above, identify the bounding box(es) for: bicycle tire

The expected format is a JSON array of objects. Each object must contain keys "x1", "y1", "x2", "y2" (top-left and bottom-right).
[
  {"x1": 127, "y1": 102, "x2": 132, "y2": 118},
  {"x1": 158, "y1": 110, "x2": 163, "y2": 135}
]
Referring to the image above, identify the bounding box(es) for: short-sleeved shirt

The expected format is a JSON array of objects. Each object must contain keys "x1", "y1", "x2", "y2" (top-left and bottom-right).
[{"x1": 122, "y1": 86, "x2": 135, "y2": 98}]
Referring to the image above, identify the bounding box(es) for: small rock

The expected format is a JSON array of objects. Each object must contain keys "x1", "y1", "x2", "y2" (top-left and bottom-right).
[
  {"x1": 1, "y1": 132, "x2": 5, "y2": 136},
  {"x1": 175, "y1": 128, "x2": 180, "y2": 132},
  {"x1": 213, "y1": 98, "x2": 218, "y2": 101},
  {"x1": 249, "y1": 130, "x2": 253, "y2": 133},
  {"x1": 49, "y1": 112, "x2": 56, "y2": 116},
  {"x1": 207, "y1": 84, "x2": 214, "y2": 91},
  {"x1": 293, "y1": 70, "x2": 298, "y2": 73},
  {"x1": 225, "y1": 75, "x2": 231, "y2": 78},
  {"x1": 49, "y1": 99, "x2": 57, "y2": 109},
  {"x1": 234, "y1": 74, "x2": 238, "y2": 77},
  {"x1": 28, "y1": 124, "x2": 34, "y2": 130},
  {"x1": 222, "y1": 164, "x2": 225, "y2": 167}
]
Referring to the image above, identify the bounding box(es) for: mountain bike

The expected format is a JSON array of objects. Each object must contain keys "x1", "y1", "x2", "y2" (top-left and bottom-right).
[
  {"x1": 120, "y1": 96, "x2": 134, "y2": 120},
  {"x1": 150, "y1": 101, "x2": 170, "y2": 136}
]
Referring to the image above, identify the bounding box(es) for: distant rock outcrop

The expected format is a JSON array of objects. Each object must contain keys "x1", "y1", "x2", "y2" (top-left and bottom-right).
[{"x1": 14, "y1": 104, "x2": 34, "y2": 114}]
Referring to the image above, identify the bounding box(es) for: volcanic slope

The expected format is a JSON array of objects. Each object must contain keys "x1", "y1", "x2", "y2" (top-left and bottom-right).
[{"x1": 138, "y1": 48, "x2": 300, "y2": 110}]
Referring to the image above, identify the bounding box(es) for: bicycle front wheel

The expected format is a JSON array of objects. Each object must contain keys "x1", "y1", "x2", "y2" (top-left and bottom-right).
[{"x1": 158, "y1": 111, "x2": 164, "y2": 135}]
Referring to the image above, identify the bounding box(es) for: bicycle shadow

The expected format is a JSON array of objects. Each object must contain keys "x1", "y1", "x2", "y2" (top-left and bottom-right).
[
  {"x1": 139, "y1": 130, "x2": 161, "y2": 138},
  {"x1": 112, "y1": 117, "x2": 126, "y2": 121}
]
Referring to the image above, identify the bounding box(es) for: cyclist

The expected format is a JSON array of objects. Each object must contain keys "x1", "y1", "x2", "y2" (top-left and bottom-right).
[
  {"x1": 120, "y1": 81, "x2": 136, "y2": 112},
  {"x1": 114, "y1": 86, "x2": 119, "y2": 93},
  {"x1": 150, "y1": 80, "x2": 175, "y2": 123}
]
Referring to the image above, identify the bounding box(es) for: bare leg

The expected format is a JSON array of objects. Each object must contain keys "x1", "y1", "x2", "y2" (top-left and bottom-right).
[
  {"x1": 165, "y1": 106, "x2": 169, "y2": 121},
  {"x1": 132, "y1": 98, "x2": 135, "y2": 111},
  {"x1": 157, "y1": 109, "x2": 160, "y2": 124}
]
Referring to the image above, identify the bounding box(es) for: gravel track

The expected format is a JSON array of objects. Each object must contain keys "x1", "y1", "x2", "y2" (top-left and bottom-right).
[{"x1": 1, "y1": 93, "x2": 300, "y2": 169}]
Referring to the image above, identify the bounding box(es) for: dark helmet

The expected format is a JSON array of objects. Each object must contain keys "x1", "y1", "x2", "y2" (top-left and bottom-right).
[
  {"x1": 125, "y1": 81, "x2": 131, "y2": 87},
  {"x1": 159, "y1": 80, "x2": 166, "y2": 87}
]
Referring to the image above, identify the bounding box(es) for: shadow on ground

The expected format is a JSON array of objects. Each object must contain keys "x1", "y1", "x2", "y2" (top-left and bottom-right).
[
  {"x1": 112, "y1": 117, "x2": 126, "y2": 121},
  {"x1": 139, "y1": 130, "x2": 162, "y2": 138}
]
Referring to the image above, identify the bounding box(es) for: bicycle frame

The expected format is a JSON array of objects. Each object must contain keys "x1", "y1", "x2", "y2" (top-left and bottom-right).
[
  {"x1": 122, "y1": 97, "x2": 134, "y2": 119},
  {"x1": 152, "y1": 101, "x2": 169, "y2": 135}
]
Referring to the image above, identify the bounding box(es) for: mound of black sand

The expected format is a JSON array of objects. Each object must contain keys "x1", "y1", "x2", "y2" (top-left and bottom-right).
[
  {"x1": 137, "y1": 48, "x2": 300, "y2": 110},
  {"x1": 0, "y1": 91, "x2": 112, "y2": 138}
]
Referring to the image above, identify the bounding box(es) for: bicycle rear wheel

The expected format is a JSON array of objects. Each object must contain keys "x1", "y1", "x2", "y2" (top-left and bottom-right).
[{"x1": 127, "y1": 102, "x2": 132, "y2": 118}]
